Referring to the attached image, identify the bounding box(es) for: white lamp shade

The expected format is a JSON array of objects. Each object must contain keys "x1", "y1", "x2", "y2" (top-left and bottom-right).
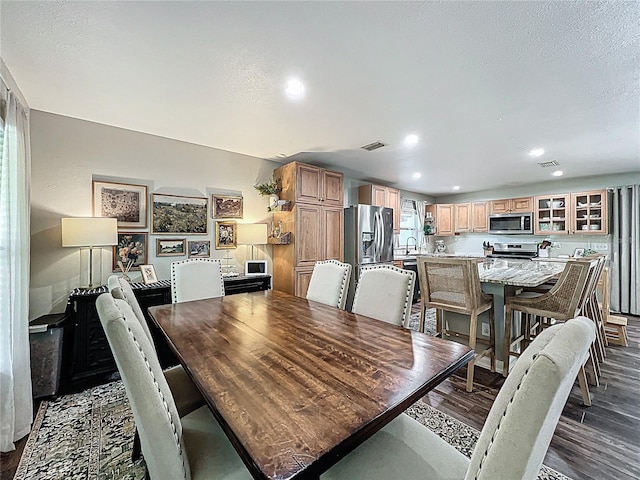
[
  {"x1": 61, "y1": 217, "x2": 118, "y2": 247},
  {"x1": 236, "y1": 223, "x2": 268, "y2": 245}
]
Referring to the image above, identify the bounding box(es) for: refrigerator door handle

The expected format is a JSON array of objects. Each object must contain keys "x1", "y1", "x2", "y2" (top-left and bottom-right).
[
  {"x1": 376, "y1": 211, "x2": 384, "y2": 261},
  {"x1": 373, "y1": 211, "x2": 379, "y2": 261}
]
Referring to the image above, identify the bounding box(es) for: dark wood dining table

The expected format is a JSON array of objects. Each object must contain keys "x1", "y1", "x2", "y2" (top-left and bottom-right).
[{"x1": 148, "y1": 289, "x2": 474, "y2": 480}]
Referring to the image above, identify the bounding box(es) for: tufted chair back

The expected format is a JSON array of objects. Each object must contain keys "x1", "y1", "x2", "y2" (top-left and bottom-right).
[
  {"x1": 171, "y1": 258, "x2": 225, "y2": 304},
  {"x1": 306, "y1": 260, "x2": 352, "y2": 310}
]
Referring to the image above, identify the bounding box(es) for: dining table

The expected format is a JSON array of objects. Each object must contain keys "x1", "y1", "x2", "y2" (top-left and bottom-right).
[{"x1": 148, "y1": 289, "x2": 474, "y2": 480}]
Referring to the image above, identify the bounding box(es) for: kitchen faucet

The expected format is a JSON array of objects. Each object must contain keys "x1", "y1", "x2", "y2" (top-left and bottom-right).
[{"x1": 405, "y1": 236, "x2": 417, "y2": 255}]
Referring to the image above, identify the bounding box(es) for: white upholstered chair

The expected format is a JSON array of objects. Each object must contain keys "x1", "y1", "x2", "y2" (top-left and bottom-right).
[
  {"x1": 351, "y1": 264, "x2": 415, "y2": 327},
  {"x1": 96, "y1": 293, "x2": 251, "y2": 480},
  {"x1": 107, "y1": 275, "x2": 204, "y2": 417},
  {"x1": 170, "y1": 258, "x2": 225, "y2": 303},
  {"x1": 306, "y1": 260, "x2": 352, "y2": 310},
  {"x1": 321, "y1": 317, "x2": 596, "y2": 480}
]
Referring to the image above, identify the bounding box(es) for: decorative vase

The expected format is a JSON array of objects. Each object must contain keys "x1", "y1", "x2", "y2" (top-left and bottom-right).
[{"x1": 269, "y1": 194, "x2": 279, "y2": 210}]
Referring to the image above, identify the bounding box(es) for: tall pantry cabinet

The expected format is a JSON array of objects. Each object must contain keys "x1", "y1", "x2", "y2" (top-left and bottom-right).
[{"x1": 272, "y1": 162, "x2": 344, "y2": 297}]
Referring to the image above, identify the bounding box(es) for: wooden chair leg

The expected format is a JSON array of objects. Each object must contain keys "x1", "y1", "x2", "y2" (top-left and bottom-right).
[
  {"x1": 466, "y1": 312, "x2": 478, "y2": 392},
  {"x1": 436, "y1": 309, "x2": 443, "y2": 337},
  {"x1": 577, "y1": 364, "x2": 592, "y2": 407},
  {"x1": 489, "y1": 306, "x2": 496, "y2": 373},
  {"x1": 503, "y1": 306, "x2": 513, "y2": 377},
  {"x1": 419, "y1": 302, "x2": 426, "y2": 333},
  {"x1": 132, "y1": 427, "x2": 142, "y2": 462}
]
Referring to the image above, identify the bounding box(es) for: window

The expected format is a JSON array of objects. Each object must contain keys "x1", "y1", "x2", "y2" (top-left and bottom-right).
[{"x1": 398, "y1": 199, "x2": 420, "y2": 251}]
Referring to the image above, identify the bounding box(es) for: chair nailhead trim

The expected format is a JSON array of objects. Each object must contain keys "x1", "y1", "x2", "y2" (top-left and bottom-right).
[
  {"x1": 170, "y1": 258, "x2": 225, "y2": 303},
  {"x1": 354, "y1": 265, "x2": 414, "y2": 325}
]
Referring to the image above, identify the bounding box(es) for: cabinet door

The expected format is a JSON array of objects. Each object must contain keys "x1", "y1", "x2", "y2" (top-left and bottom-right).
[
  {"x1": 534, "y1": 194, "x2": 570, "y2": 235},
  {"x1": 491, "y1": 199, "x2": 510, "y2": 214},
  {"x1": 571, "y1": 190, "x2": 607, "y2": 234},
  {"x1": 511, "y1": 197, "x2": 534, "y2": 213},
  {"x1": 386, "y1": 188, "x2": 400, "y2": 232},
  {"x1": 323, "y1": 207, "x2": 344, "y2": 261},
  {"x1": 371, "y1": 185, "x2": 386, "y2": 207},
  {"x1": 295, "y1": 204, "x2": 323, "y2": 265},
  {"x1": 294, "y1": 267, "x2": 314, "y2": 298},
  {"x1": 296, "y1": 163, "x2": 322, "y2": 204},
  {"x1": 471, "y1": 202, "x2": 488, "y2": 232},
  {"x1": 436, "y1": 204, "x2": 454, "y2": 236},
  {"x1": 454, "y1": 203, "x2": 472, "y2": 233},
  {"x1": 322, "y1": 170, "x2": 344, "y2": 207}
]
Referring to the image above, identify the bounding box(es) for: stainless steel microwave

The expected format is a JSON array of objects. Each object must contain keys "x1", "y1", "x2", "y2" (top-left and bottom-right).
[{"x1": 488, "y1": 212, "x2": 534, "y2": 235}]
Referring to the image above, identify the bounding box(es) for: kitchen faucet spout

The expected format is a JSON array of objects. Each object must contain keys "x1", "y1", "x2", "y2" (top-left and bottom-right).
[{"x1": 405, "y1": 236, "x2": 418, "y2": 255}]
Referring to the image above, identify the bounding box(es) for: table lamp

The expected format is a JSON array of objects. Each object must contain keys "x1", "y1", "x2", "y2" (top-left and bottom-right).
[
  {"x1": 236, "y1": 223, "x2": 268, "y2": 260},
  {"x1": 61, "y1": 217, "x2": 117, "y2": 288}
]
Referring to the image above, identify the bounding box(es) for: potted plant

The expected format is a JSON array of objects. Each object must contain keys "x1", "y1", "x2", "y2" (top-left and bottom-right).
[{"x1": 254, "y1": 177, "x2": 282, "y2": 210}]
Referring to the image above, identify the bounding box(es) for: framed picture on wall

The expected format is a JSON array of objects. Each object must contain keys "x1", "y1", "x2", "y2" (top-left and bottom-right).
[
  {"x1": 188, "y1": 240, "x2": 211, "y2": 258},
  {"x1": 113, "y1": 232, "x2": 148, "y2": 271},
  {"x1": 215, "y1": 221, "x2": 237, "y2": 249},
  {"x1": 92, "y1": 180, "x2": 148, "y2": 228},
  {"x1": 151, "y1": 194, "x2": 208, "y2": 234},
  {"x1": 140, "y1": 264, "x2": 158, "y2": 284},
  {"x1": 156, "y1": 238, "x2": 186, "y2": 257},
  {"x1": 212, "y1": 194, "x2": 243, "y2": 219}
]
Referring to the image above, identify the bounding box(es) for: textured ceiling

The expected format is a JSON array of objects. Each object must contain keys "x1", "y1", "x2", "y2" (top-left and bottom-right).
[{"x1": 1, "y1": 1, "x2": 639, "y2": 195}]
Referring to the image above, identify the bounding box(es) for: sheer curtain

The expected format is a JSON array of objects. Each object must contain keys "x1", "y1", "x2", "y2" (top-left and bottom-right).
[
  {"x1": 416, "y1": 200, "x2": 426, "y2": 250},
  {"x1": 610, "y1": 185, "x2": 639, "y2": 315},
  {"x1": 0, "y1": 79, "x2": 32, "y2": 452}
]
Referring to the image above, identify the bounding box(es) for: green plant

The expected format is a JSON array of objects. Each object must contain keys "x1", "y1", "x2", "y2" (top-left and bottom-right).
[{"x1": 253, "y1": 177, "x2": 281, "y2": 196}]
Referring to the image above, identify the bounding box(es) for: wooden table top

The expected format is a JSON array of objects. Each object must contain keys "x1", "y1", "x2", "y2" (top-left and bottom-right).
[{"x1": 148, "y1": 290, "x2": 473, "y2": 480}]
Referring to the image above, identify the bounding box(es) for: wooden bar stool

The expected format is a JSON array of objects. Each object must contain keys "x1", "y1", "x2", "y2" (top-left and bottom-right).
[{"x1": 598, "y1": 266, "x2": 629, "y2": 346}]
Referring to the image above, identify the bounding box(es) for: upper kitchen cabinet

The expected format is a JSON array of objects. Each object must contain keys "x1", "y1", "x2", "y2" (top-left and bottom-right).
[
  {"x1": 535, "y1": 194, "x2": 570, "y2": 235},
  {"x1": 454, "y1": 203, "x2": 472, "y2": 233},
  {"x1": 490, "y1": 196, "x2": 534, "y2": 214},
  {"x1": 570, "y1": 190, "x2": 608, "y2": 234},
  {"x1": 426, "y1": 203, "x2": 454, "y2": 236},
  {"x1": 471, "y1": 202, "x2": 489, "y2": 232},
  {"x1": 278, "y1": 162, "x2": 344, "y2": 207},
  {"x1": 359, "y1": 184, "x2": 401, "y2": 232}
]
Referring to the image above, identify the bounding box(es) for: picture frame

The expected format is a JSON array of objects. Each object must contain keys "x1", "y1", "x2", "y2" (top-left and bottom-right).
[
  {"x1": 215, "y1": 221, "x2": 237, "y2": 249},
  {"x1": 92, "y1": 180, "x2": 148, "y2": 228},
  {"x1": 188, "y1": 240, "x2": 211, "y2": 258},
  {"x1": 156, "y1": 238, "x2": 186, "y2": 257},
  {"x1": 212, "y1": 194, "x2": 243, "y2": 219},
  {"x1": 573, "y1": 248, "x2": 585, "y2": 258},
  {"x1": 245, "y1": 259, "x2": 267, "y2": 276},
  {"x1": 140, "y1": 264, "x2": 158, "y2": 284},
  {"x1": 152, "y1": 193, "x2": 208, "y2": 235},
  {"x1": 113, "y1": 232, "x2": 148, "y2": 271}
]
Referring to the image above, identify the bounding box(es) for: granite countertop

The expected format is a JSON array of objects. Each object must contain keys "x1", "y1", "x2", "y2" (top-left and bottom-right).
[{"x1": 478, "y1": 259, "x2": 566, "y2": 287}]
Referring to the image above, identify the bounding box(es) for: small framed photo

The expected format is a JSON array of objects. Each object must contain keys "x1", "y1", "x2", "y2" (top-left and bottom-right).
[
  {"x1": 215, "y1": 221, "x2": 237, "y2": 249},
  {"x1": 152, "y1": 193, "x2": 208, "y2": 234},
  {"x1": 573, "y1": 248, "x2": 585, "y2": 258},
  {"x1": 188, "y1": 240, "x2": 211, "y2": 258},
  {"x1": 113, "y1": 232, "x2": 148, "y2": 271},
  {"x1": 140, "y1": 264, "x2": 158, "y2": 284},
  {"x1": 93, "y1": 180, "x2": 148, "y2": 228},
  {"x1": 156, "y1": 238, "x2": 186, "y2": 257},
  {"x1": 212, "y1": 194, "x2": 243, "y2": 219}
]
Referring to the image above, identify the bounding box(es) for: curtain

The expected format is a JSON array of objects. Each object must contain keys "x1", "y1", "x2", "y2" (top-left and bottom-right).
[
  {"x1": 416, "y1": 200, "x2": 426, "y2": 250},
  {"x1": 610, "y1": 185, "x2": 639, "y2": 315},
  {"x1": 0, "y1": 79, "x2": 32, "y2": 452}
]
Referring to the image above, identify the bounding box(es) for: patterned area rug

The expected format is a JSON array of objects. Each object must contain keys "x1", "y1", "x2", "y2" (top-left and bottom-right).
[
  {"x1": 407, "y1": 308, "x2": 437, "y2": 335},
  {"x1": 15, "y1": 381, "x2": 570, "y2": 480}
]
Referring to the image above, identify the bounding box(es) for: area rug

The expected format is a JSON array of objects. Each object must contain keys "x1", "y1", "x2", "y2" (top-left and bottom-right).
[
  {"x1": 407, "y1": 308, "x2": 437, "y2": 335},
  {"x1": 14, "y1": 381, "x2": 571, "y2": 480}
]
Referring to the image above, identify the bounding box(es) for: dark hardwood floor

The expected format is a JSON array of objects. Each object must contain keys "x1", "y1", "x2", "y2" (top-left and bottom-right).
[
  {"x1": 417, "y1": 305, "x2": 640, "y2": 480},
  {"x1": 2, "y1": 312, "x2": 638, "y2": 480}
]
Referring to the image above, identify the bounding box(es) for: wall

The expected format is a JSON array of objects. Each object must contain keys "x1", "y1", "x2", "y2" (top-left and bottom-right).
[
  {"x1": 29, "y1": 110, "x2": 281, "y2": 319},
  {"x1": 430, "y1": 172, "x2": 640, "y2": 257}
]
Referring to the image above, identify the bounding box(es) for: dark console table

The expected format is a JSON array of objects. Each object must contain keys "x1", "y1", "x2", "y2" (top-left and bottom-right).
[{"x1": 64, "y1": 275, "x2": 271, "y2": 391}]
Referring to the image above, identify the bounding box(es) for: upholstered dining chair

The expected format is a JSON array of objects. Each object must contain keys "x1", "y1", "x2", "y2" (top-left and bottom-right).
[
  {"x1": 417, "y1": 257, "x2": 495, "y2": 392},
  {"x1": 321, "y1": 317, "x2": 596, "y2": 480},
  {"x1": 107, "y1": 275, "x2": 204, "y2": 417},
  {"x1": 351, "y1": 264, "x2": 415, "y2": 328},
  {"x1": 171, "y1": 258, "x2": 225, "y2": 303},
  {"x1": 96, "y1": 293, "x2": 252, "y2": 480},
  {"x1": 306, "y1": 260, "x2": 352, "y2": 309}
]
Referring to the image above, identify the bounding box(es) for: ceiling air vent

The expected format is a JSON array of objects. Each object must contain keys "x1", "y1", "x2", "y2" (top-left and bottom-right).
[
  {"x1": 538, "y1": 160, "x2": 560, "y2": 168},
  {"x1": 361, "y1": 141, "x2": 387, "y2": 151}
]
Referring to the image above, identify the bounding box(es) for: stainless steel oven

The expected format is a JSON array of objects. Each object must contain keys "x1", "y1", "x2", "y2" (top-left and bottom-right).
[{"x1": 488, "y1": 212, "x2": 534, "y2": 235}]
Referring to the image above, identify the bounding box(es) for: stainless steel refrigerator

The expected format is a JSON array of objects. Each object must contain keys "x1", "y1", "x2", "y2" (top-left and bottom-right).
[{"x1": 344, "y1": 204, "x2": 395, "y2": 309}]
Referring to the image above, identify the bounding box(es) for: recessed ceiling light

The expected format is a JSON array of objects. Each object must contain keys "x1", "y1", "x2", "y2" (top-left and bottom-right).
[
  {"x1": 285, "y1": 78, "x2": 305, "y2": 100},
  {"x1": 452, "y1": 185, "x2": 461, "y2": 191},
  {"x1": 551, "y1": 170, "x2": 564, "y2": 177},
  {"x1": 404, "y1": 134, "x2": 419, "y2": 147},
  {"x1": 528, "y1": 148, "x2": 545, "y2": 158},
  {"x1": 412, "y1": 172, "x2": 422, "y2": 179}
]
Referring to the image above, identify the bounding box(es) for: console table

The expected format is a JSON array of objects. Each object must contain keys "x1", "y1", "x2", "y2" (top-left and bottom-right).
[{"x1": 64, "y1": 275, "x2": 271, "y2": 391}]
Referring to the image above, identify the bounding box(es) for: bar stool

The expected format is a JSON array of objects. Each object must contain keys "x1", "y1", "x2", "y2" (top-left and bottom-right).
[
  {"x1": 598, "y1": 266, "x2": 629, "y2": 346},
  {"x1": 417, "y1": 257, "x2": 495, "y2": 393}
]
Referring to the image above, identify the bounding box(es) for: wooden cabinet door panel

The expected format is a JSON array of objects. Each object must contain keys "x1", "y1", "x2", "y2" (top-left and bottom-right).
[
  {"x1": 295, "y1": 205, "x2": 322, "y2": 265},
  {"x1": 296, "y1": 164, "x2": 322, "y2": 204},
  {"x1": 372, "y1": 186, "x2": 387, "y2": 207},
  {"x1": 323, "y1": 207, "x2": 344, "y2": 261},
  {"x1": 471, "y1": 202, "x2": 488, "y2": 232},
  {"x1": 491, "y1": 199, "x2": 510, "y2": 214},
  {"x1": 570, "y1": 190, "x2": 607, "y2": 234},
  {"x1": 386, "y1": 188, "x2": 400, "y2": 232},
  {"x1": 511, "y1": 197, "x2": 534, "y2": 212},
  {"x1": 455, "y1": 203, "x2": 472, "y2": 233},
  {"x1": 294, "y1": 267, "x2": 314, "y2": 298},
  {"x1": 436, "y1": 204, "x2": 454, "y2": 236},
  {"x1": 322, "y1": 170, "x2": 344, "y2": 206}
]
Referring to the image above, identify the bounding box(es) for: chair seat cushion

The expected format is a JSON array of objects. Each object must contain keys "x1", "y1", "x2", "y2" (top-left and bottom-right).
[
  {"x1": 321, "y1": 413, "x2": 469, "y2": 480},
  {"x1": 182, "y1": 407, "x2": 252, "y2": 480}
]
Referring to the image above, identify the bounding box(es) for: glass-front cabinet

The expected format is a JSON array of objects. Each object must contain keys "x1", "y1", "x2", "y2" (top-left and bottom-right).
[
  {"x1": 534, "y1": 194, "x2": 570, "y2": 235},
  {"x1": 570, "y1": 190, "x2": 607, "y2": 234}
]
